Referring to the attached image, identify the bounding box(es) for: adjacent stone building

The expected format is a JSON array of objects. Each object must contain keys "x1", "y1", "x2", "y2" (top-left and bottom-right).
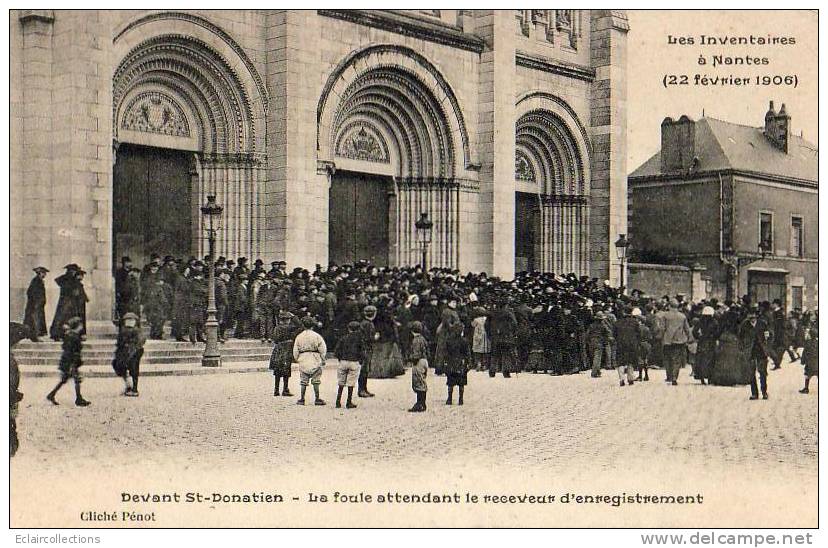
[
  {"x1": 11, "y1": 9, "x2": 629, "y2": 320},
  {"x1": 628, "y1": 102, "x2": 818, "y2": 310}
]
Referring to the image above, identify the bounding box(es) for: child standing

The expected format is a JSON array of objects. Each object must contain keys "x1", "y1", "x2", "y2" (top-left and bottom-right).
[
  {"x1": 333, "y1": 321, "x2": 363, "y2": 409},
  {"x1": 112, "y1": 312, "x2": 145, "y2": 396},
  {"x1": 799, "y1": 323, "x2": 818, "y2": 394},
  {"x1": 46, "y1": 317, "x2": 90, "y2": 406},
  {"x1": 407, "y1": 322, "x2": 429, "y2": 412},
  {"x1": 444, "y1": 323, "x2": 470, "y2": 405}
]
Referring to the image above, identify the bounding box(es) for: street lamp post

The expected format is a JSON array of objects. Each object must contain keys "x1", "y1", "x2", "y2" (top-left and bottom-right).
[
  {"x1": 415, "y1": 212, "x2": 434, "y2": 271},
  {"x1": 614, "y1": 233, "x2": 629, "y2": 293},
  {"x1": 201, "y1": 195, "x2": 223, "y2": 368}
]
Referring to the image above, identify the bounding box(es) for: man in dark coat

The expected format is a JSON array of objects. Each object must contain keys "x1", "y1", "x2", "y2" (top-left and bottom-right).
[
  {"x1": 215, "y1": 269, "x2": 230, "y2": 342},
  {"x1": 357, "y1": 305, "x2": 377, "y2": 397},
  {"x1": 112, "y1": 312, "x2": 145, "y2": 396},
  {"x1": 489, "y1": 298, "x2": 517, "y2": 378},
  {"x1": 769, "y1": 299, "x2": 787, "y2": 370},
  {"x1": 142, "y1": 266, "x2": 169, "y2": 339},
  {"x1": 114, "y1": 256, "x2": 133, "y2": 322},
  {"x1": 10, "y1": 322, "x2": 28, "y2": 456},
  {"x1": 740, "y1": 308, "x2": 773, "y2": 400},
  {"x1": 49, "y1": 265, "x2": 88, "y2": 340},
  {"x1": 188, "y1": 263, "x2": 208, "y2": 344},
  {"x1": 556, "y1": 301, "x2": 583, "y2": 375},
  {"x1": 23, "y1": 267, "x2": 49, "y2": 342}
]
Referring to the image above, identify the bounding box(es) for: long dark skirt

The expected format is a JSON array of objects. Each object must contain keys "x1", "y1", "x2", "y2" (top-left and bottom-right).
[
  {"x1": 368, "y1": 341, "x2": 405, "y2": 378},
  {"x1": 710, "y1": 333, "x2": 750, "y2": 386}
]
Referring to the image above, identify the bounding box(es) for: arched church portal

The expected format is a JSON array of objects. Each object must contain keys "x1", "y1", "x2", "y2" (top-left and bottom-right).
[
  {"x1": 112, "y1": 27, "x2": 267, "y2": 268},
  {"x1": 515, "y1": 106, "x2": 590, "y2": 275},
  {"x1": 319, "y1": 45, "x2": 469, "y2": 268}
]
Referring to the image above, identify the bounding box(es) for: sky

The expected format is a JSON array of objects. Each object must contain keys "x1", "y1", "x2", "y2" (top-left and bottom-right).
[{"x1": 624, "y1": 10, "x2": 818, "y2": 172}]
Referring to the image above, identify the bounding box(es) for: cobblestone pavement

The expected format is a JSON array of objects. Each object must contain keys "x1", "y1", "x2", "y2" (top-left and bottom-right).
[{"x1": 11, "y1": 355, "x2": 818, "y2": 528}]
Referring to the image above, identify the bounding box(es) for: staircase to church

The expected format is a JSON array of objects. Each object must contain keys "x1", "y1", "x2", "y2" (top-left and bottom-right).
[{"x1": 14, "y1": 321, "x2": 273, "y2": 377}]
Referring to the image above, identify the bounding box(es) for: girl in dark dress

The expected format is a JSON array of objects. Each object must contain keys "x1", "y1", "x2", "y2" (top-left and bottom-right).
[
  {"x1": 444, "y1": 323, "x2": 470, "y2": 405},
  {"x1": 799, "y1": 323, "x2": 818, "y2": 394},
  {"x1": 269, "y1": 311, "x2": 299, "y2": 396}
]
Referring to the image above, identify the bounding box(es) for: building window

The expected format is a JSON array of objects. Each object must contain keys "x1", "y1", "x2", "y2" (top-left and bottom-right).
[
  {"x1": 791, "y1": 216, "x2": 804, "y2": 257},
  {"x1": 791, "y1": 286, "x2": 803, "y2": 311},
  {"x1": 760, "y1": 212, "x2": 773, "y2": 254}
]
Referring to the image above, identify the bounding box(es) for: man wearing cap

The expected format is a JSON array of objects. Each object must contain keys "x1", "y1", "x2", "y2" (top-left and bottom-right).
[
  {"x1": 46, "y1": 316, "x2": 90, "y2": 406},
  {"x1": 23, "y1": 267, "x2": 49, "y2": 342},
  {"x1": 333, "y1": 320, "x2": 364, "y2": 409},
  {"x1": 661, "y1": 299, "x2": 693, "y2": 385},
  {"x1": 357, "y1": 305, "x2": 378, "y2": 397},
  {"x1": 293, "y1": 316, "x2": 327, "y2": 405},
  {"x1": 112, "y1": 312, "x2": 145, "y2": 396}
]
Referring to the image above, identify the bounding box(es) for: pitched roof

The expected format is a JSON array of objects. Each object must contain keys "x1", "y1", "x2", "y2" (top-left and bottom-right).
[{"x1": 629, "y1": 117, "x2": 818, "y2": 183}]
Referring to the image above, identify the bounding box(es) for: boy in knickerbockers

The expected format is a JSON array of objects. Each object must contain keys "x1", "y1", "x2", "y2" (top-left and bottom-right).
[
  {"x1": 112, "y1": 312, "x2": 145, "y2": 397},
  {"x1": 46, "y1": 316, "x2": 90, "y2": 407}
]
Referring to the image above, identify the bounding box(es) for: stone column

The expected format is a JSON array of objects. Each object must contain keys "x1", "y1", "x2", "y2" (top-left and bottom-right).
[
  {"x1": 263, "y1": 10, "x2": 289, "y2": 264},
  {"x1": 589, "y1": 10, "x2": 628, "y2": 284},
  {"x1": 475, "y1": 10, "x2": 517, "y2": 279},
  {"x1": 12, "y1": 11, "x2": 55, "y2": 320}
]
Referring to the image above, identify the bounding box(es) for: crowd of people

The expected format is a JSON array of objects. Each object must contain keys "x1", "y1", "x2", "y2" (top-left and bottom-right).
[{"x1": 19, "y1": 255, "x2": 819, "y2": 414}]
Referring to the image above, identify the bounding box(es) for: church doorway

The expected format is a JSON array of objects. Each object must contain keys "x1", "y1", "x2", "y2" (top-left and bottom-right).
[
  {"x1": 329, "y1": 170, "x2": 391, "y2": 267},
  {"x1": 515, "y1": 192, "x2": 541, "y2": 272},
  {"x1": 113, "y1": 143, "x2": 193, "y2": 268}
]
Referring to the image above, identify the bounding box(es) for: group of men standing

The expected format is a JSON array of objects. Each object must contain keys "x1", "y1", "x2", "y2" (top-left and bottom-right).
[
  {"x1": 112, "y1": 254, "x2": 292, "y2": 343},
  {"x1": 21, "y1": 256, "x2": 816, "y2": 404}
]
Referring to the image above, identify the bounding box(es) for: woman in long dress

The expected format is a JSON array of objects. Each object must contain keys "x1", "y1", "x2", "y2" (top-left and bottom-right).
[
  {"x1": 367, "y1": 302, "x2": 405, "y2": 378},
  {"x1": 710, "y1": 310, "x2": 750, "y2": 386},
  {"x1": 692, "y1": 306, "x2": 719, "y2": 385},
  {"x1": 444, "y1": 323, "x2": 470, "y2": 405}
]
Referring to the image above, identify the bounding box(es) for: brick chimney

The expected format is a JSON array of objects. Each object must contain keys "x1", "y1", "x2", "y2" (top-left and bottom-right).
[
  {"x1": 660, "y1": 115, "x2": 696, "y2": 173},
  {"x1": 764, "y1": 100, "x2": 790, "y2": 153}
]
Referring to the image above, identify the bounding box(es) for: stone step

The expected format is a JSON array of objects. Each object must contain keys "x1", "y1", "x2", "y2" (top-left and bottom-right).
[
  {"x1": 14, "y1": 341, "x2": 272, "y2": 353},
  {"x1": 16, "y1": 338, "x2": 271, "y2": 349},
  {"x1": 17, "y1": 360, "x2": 344, "y2": 378},
  {"x1": 18, "y1": 353, "x2": 272, "y2": 367},
  {"x1": 19, "y1": 362, "x2": 274, "y2": 378},
  {"x1": 14, "y1": 336, "x2": 274, "y2": 367}
]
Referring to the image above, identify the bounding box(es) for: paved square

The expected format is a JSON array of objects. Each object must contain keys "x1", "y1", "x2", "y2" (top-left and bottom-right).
[{"x1": 11, "y1": 357, "x2": 817, "y2": 527}]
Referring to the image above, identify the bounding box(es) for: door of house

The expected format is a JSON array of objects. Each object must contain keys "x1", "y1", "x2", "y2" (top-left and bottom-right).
[{"x1": 747, "y1": 271, "x2": 787, "y2": 308}]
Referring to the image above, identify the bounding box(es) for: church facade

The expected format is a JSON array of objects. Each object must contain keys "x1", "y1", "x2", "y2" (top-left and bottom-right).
[{"x1": 11, "y1": 9, "x2": 629, "y2": 320}]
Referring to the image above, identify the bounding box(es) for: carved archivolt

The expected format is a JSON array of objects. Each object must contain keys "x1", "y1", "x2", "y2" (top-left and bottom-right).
[
  {"x1": 516, "y1": 109, "x2": 587, "y2": 198},
  {"x1": 319, "y1": 44, "x2": 471, "y2": 180},
  {"x1": 113, "y1": 34, "x2": 255, "y2": 154}
]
